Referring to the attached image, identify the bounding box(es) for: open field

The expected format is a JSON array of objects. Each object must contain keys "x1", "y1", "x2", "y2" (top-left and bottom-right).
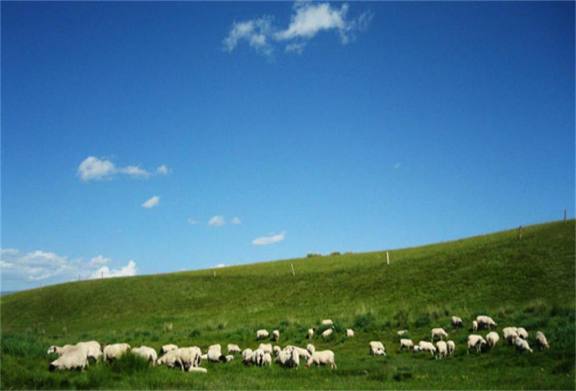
[{"x1": 1, "y1": 220, "x2": 575, "y2": 389}]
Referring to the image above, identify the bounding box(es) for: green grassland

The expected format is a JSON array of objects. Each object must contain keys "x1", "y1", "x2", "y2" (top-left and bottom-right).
[{"x1": 1, "y1": 220, "x2": 575, "y2": 389}]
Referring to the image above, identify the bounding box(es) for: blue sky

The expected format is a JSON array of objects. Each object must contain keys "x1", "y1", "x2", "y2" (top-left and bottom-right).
[{"x1": 1, "y1": 1, "x2": 574, "y2": 291}]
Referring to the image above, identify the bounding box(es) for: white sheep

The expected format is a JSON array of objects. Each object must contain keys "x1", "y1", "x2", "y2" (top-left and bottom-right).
[
  {"x1": 369, "y1": 341, "x2": 386, "y2": 356},
  {"x1": 321, "y1": 319, "x2": 334, "y2": 326},
  {"x1": 502, "y1": 327, "x2": 519, "y2": 344},
  {"x1": 476, "y1": 315, "x2": 497, "y2": 329},
  {"x1": 451, "y1": 316, "x2": 463, "y2": 328},
  {"x1": 227, "y1": 344, "x2": 241, "y2": 354},
  {"x1": 161, "y1": 344, "x2": 179, "y2": 355},
  {"x1": 258, "y1": 343, "x2": 273, "y2": 355},
  {"x1": 417, "y1": 341, "x2": 437, "y2": 356},
  {"x1": 306, "y1": 350, "x2": 336, "y2": 369},
  {"x1": 49, "y1": 345, "x2": 89, "y2": 371},
  {"x1": 76, "y1": 341, "x2": 102, "y2": 362},
  {"x1": 284, "y1": 345, "x2": 311, "y2": 360},
  {"x1": 276, "y1": 347, "x2": 299, "y2": 368},
  {"x1": 447, "y1": 340, "x2": 455, "y2": 357},
  {"x1": 431, "y1": 328, "x2": 448, "y2": 341},
  {"x1": 177, "y1": 347, "x2": 202, "y2": 370},
  {"x1": 399, "y1": 339, "x2": 414, "y2": 351},
  {"x1": 321, "y1": 328, "x2": 333, "y2": 338},
  {"x1": 242, "y1": 348, "x2": 254, "y2": 365},
  {"x1": 307, "y1": 328, "x2": 315, "y2": 339},
  {"x1": 262, "y1": 352, "x2": 272, "y2": 366},
  {"x1": 435, "y1": 341, "x2": 448, "y2": 359},
  {"x1": 273, "y1": 345, "x2": 282, "y2": 356},
  {"x1": 157, "y1": 349, "x2": 183, "y2": 369},
  {"x1": 535, "y1": 331, "x2": 550, "y2": 350},
  {"x1": 47, "y1": 344, "x2": 75, "y2": 356},
  {"x1": 256, "y1": 329, "x2": 269, "y2": 340},
  {"x1": 472, "y1": 320, "x2": 478, "y2": 332},
  {"x1": 103, "y1": 343, "x2": 131, "y2": 362},
  {"x1": 306, "y1": 344, "x2": 316, "y2": 355},
  {"x1": 225, "y1": 355, "x2": 234, "y2": 362},
  {"x1": 131, "y1": 346, "x2": 158, "y2": 365},
  {"x1": 467, "y1": 335, "x2": 486, "y2": 353},
  {"x1": 486, "y1": 332, "x2": 500, "y2": 349},
  {"x1": 346, "y1": 329, "x2": 355, "y2": 337},
  {"x1": 517, "y1": 327, "x2": 529, "y2": 339},
  {"x1": 207, "y1": 344, "x2": 224, "y2": 362},
  {"x1": 252, "y1": 348, "x2": 265, "y2": 366},
  {"x1": 271, "y1": 329, "x2": 280, "y2": 341},
  {"x1": 514, "y1": 337, "x2": 533, "y2": 353}
]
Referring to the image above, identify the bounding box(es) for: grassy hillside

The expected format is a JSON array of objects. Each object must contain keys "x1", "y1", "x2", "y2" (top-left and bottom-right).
[{"x1": 1, "y1": 220, "x2": 574, "y2": 389}]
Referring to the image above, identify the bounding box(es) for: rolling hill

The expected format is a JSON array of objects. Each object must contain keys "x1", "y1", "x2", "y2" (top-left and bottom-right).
[{"x1": 1, "y1": 220, "x2": 574, "y2": 389}]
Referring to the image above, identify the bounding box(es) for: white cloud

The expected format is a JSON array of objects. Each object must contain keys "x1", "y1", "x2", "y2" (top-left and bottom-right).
[
  {"x1": 142, "y1": 196, "x2": 160, "y2": 209},
  {"x1": 208, "y1": 215, "x2": 225, "y2": 226},
  {"x1": 77, "y1": 156, "x2": 116, "y2": 181},
  {"x1": 187, "y1": 218, "x2": 199, "y2": 225},
  {"x1": 77, "y1": 157, "x2": 169, "y2": 182},
  {"x1": 89, "y1": 260, "x2": 137, "y2": 279},
  {"x1": 0, "y1": 248, "x2": 138, "y2": 285},
  {"x1": 223, "y1": 2, "x2": 372, "y2": 56},
  {"x1": 223, "y1": 17, "x2": 274, "y2": 56},
  {"x1": 89, "y1": 255, "x2": 110, "y2": 267},
  {"x1": 156, "y1": 165, "x2": 170, "y2": 175},
  {"x1": 231, "y1": 217, "x2": 242, "y2": 225},
  {"x1": 214, "y1": 263, "x2": 227, "y2": 268},
  {"x1": 252, "y1": 232, "x2": 286, "y2": 246}
]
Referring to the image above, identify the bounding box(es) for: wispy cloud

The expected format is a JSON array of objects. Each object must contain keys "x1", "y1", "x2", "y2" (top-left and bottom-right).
[
  {"x1": 142, "y1": 196, "x2": 160, "y2": 209},
  {"x1": 0, "y1": 248, "x2": 137, "y2": 285},
  {"x1": 187, "y1": 218, "x2": 199, "y2": 225},
  {"x1": 223, "y1": 2, "x2": 372, "y2": 56},
  {"x1": 393, "y1": 162, "x2": 401, "y2": 169},
  {"x1": 208, "y1": 215, "x2": 226, "y2": 226},
  {"x1": 252, "y1": 231, "x2": 286, "y2": 246},
  {"x1": 77, "y1": 156, "x2": 170, "y2": 182},
  {"x1": 230, "y1": 217, "x2": 242, "y2": 225},
  {"x1": 214, "y1": 263, "x2": 227, "y2": 268}
]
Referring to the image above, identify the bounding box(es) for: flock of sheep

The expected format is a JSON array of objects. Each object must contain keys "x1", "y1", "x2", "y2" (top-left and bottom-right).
[{"x1": 46, "y1": 316, "x2": 550, "y2": 373}]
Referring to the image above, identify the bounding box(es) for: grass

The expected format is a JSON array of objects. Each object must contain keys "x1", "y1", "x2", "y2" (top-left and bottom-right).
[{"x1": 1, "y1": 220, "x2": 574, "y2": 389}]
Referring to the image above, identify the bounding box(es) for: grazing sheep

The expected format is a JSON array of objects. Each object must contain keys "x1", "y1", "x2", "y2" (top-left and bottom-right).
[
  {"x1": 252, "y1": 348, "x2": 265, "y2": 366},
  {"x1": 502, "y1": 327, "x2": 519, "y2": 344},
  {"x1": 472, "y1": 320, "x2": 478, "y2": 332},
  {"x1": 273, "y1": 345, "x2": 282, "y2": 356},
  {"x1": 514, "y1": 337, "x2": 533, "y2": 353},
  {"x1": 467, "y1": 335, "x2": 486, "y2": 353},
  {"x1": 431, "y1": 328, "x2": 449, "y2": 341},
  {"x1": 451, "y1": 316, "x2": 463, "y2": 328},
  {"x1": 476, "y1": 315, "x2": 497, "y2": 330},
  {"x1": 276, "y1": 347, "x2": 300, "y2": 368},
  {"x1": 227, "y1": 344, "x2": 241, "y2": 354},
  {"x1": 242, "y1": 348, "x2": 254, "y2": 365},
  {"x1": 161, "y1": 344, "x2": 179, "y2": 355},
  {"x1": 256, "y1": 329, "x2": 269, "y2": 340},
  {"x1": 201, "y1": 354, "x2": 208, "y2": 360},
  {"x1": 417, "y1": 341, "x2": 437, "y2": 356},
  {"x1": 486, "y1": 332, "x2": 500, "y2": 349},
  {"x1": 535, "y1": 331, "x2": 550, "y2": 350},
  {"x1": 412, "y1": 345, "x2": 421, "y2": 353},
  {"x1": 397, "y1": 330, "x2": 408, "y2": 336},
  {"x1": 435, "y1": 341, "x2": 448, "y2": 359},
  {"x1": 399, "y1": 339, "x2": 414, "y2": 351},
  {"x1": 258, "y1": 343, "x2": 273, "y2": 355},
  {"x1": 517, "y1": 327, "x2": 529, "y2": 339},
  {"x1": 321, "y1": 319, "x2": 334, "y2": 326},
  {"x1": 157, "y1": 349, "x2": 182, "y2": 369},
  {"x1": 224, "y1": 355, "x2": 234, "y2": 362},
  {"x1": 284, "y1": 345, "x2": 311, "y2": 360},
  {"x1": 131, "y1": 346, "x2": 158, "y2": 365},
  {"x1": 207, "y1": 344, "x2": 225, "y2": 362},
  {"x1": 47, "y1": 344, "x2": 75, "y2": 356},
  {"x1": 321, "y1": 328, "x2": 333, "y2": 338},
  {"x1": 447, "y1": 340, "x2": 455, "y2": 357},
  {"x1": 306, "y1": 344, "x2": 316, "y2": 355},
  {"x1": 306, "y1": 350, "x2": 336, "y2": 369},
  {"x1": 49, "y1": 345, "x2": 89, "y2": 371},
  {"x1": 177, "y1": 347, "x2": 203, "y2": 370},
  {"x1": 103, "y1": 343, "x2": 131, "y2": 362},
  {"x1": 307, "y1": 328, "x2": 315, "y2": 339},
  {"x1": 271, "y1": 329, "x2": 280, "y2": 342},
  {"x1": 261, "y1": 352, "x2": 272, "y2": 366},
  {"x1": 369, "y1": 341, "x2": 386, "y2": 356},
  {"x1": 346, "y1": 328, "x2": 355, "y2": 337}
]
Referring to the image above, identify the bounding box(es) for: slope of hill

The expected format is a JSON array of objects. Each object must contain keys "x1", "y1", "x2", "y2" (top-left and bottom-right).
[{"x1": 1, "y1": 220, "x2": 574, "y2": 389}]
